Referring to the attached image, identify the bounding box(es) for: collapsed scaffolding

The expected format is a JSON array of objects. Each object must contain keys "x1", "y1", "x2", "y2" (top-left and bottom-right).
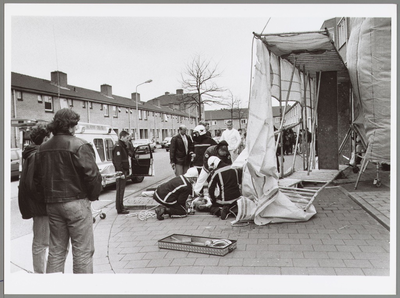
[{"x1": 231, "y1": 29, "x2": 350, "y2": 225}]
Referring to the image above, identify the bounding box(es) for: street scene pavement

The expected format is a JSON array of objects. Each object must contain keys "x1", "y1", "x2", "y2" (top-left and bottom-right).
[{"x1": 9, "y1": 153, "x2": 391, "y2": 277}]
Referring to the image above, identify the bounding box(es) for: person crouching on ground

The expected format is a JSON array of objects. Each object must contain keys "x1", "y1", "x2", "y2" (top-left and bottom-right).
[
  {"x1": 207, "y1": 156, "x2": 243, "y2": 220},
  {"x1": 153, "y1": 167, "x2": 199, "y2": 220}
]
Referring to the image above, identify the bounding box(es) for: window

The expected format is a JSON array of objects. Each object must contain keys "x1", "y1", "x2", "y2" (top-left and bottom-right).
[
  {"x1": 15, "y1": 91, "x2": 23, "y2": 101},
  {"x1": 37, "y1": 95, "x2": 43, "y2": 103},
  {"x1": 211, "y1": 120, "x2": 217, "y2": 125},
  {"x1": 93, "y1": 139, "x2": 105, "y2": 162},
  {"x1": 113, "y1": 106, "x2": 118, "y2": 118},
  {"x1": 144, "y1": 110, "x2": 148, "y2": 121},
  {"x1": 241, "y1": 119, "x2": 247, "y2": 124},
  {"x1": 82, "y1": 101, "x2": 86, "y2": 108},
  {"x1": 139, "y1": 110, "x2": 142, "y2": 120},
  {"x1": 44, "y1": 96, "x2": 53, "y2": 112},
  {"x1": 105, "y1": 139, "x2": 114, "y2": 161},
  {"x1": 68, "y1": 99, "x2": 73, "y2": 107},
  {"x1": 337, "y1": 18, "x2": 347, "y2": 49},
  {"x1": 89, "y1": 102, "x2": 93, "y2": 109},
  {"x1": 103, "y1": 104, "x2": 109, "y2": 117}
]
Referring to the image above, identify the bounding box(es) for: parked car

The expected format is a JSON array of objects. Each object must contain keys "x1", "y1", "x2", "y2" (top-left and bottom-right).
[
  {"x1": 161, "y1": 137, "x2": 172, "y2": 151},
  {"x1": 11, "y1": 148, "x2": 20, "y2": 181},
  {"x1": 75, "y1": 123, "x2": 153, "y2": 187},
  {"x1": 132, "y1": 139, "x2": 156, "y2": 154}
]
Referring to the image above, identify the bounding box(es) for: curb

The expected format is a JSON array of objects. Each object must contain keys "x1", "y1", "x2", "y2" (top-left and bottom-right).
[{"x1": 336, "y1": 185, "x2": 390, "y2": 231}]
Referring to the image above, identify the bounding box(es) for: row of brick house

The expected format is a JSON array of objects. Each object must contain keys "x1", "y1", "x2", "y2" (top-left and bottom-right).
[{"x1": 10, "y1": 71, "x2": 203, "y2": 148}]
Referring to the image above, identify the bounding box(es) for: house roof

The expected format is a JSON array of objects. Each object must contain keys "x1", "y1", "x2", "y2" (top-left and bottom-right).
[
  {"x1": 254, "y1": 30, "x2": 349, "y2": 83},
  {"x1": 11, "y1": 72, "x2": 190, "y2": 117},
  {"x1": 205, "y1": 106, "x2": 281, "y2": 120},
  {"x1": 147, "y1": 92, "x2": 199, "y2": 107}
]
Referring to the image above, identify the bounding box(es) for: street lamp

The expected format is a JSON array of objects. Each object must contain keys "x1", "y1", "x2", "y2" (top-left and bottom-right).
[{"x1": 135, "y1": 79, "x2": 152, "y2": 140}]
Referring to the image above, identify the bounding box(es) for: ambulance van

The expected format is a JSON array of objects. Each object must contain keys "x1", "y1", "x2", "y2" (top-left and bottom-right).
[{"x1": 75, "y1": 122, "x2": 154, "y2": 188}]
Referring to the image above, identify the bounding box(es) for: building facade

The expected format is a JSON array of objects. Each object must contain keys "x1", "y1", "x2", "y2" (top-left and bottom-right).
[{"x1": 11, "y1": 71, "x2": 196, "y2": 149}]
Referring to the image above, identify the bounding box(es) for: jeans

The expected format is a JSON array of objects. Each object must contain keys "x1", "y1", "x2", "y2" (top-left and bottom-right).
[
  {"x1": 32, "y1": 216, "x2": 50, "y2": 273},
  {"x1": 46, "y1": 199, "x2": 94, "y2": 274},
  {"x1": 116, "y1": 177, "x2": 127, "y2": 212}
]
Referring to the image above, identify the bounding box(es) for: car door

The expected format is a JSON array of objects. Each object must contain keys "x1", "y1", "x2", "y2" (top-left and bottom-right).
[{"x1": 130, "y1": 144, "x2": 154, "y2": 177}]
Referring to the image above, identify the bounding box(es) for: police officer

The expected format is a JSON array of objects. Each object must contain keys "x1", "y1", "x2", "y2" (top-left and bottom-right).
[{"x1": 112, "y1": 131, "x2": 130, "y2": 214}]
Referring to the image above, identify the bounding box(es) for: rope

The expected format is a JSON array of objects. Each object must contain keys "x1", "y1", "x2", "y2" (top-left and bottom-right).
[{"x1": 125, "y1": 206, "x2": 157, "y2": 221}]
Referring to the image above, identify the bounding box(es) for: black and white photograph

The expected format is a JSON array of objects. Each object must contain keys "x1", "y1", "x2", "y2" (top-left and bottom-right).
[{"x1": 3, "y1": 2, "x2": 396, "y2": 296}]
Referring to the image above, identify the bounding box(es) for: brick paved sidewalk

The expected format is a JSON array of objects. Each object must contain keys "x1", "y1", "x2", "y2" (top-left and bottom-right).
[{"x1": 93, "y1": 185, "x2": 390, "y2": 276}]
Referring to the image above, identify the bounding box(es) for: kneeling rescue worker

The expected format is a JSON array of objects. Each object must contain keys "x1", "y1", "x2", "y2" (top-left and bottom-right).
[{"x1": 153, "y1": 167, "x2": 199, "y2": 220}]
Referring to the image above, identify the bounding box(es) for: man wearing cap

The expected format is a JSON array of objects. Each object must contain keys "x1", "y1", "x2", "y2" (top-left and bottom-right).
[
  {"x1": 170, "y1": 124, "x2": 195, "y2": 176},
  {"x1": 153, "y1": 167, "x2": 198, "y2": 220},
  {"x1": 193, "y1": 140, "x2": 232, "y2": 196},
  {"x1": 207, "y1": 156, "x2": 243, "y2": 220},
  {"x1": 220, "y1": 120, "x2": 241, "y2": 162}
]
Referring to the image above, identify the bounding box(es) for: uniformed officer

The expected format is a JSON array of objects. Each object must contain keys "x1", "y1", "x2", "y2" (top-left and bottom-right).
[{"x1": 112, "y1": 131, "x2": 130, "y2": 214}]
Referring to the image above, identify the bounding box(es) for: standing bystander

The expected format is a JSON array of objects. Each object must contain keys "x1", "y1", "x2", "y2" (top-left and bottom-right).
[
  {"x1": 34, "y1": 109, "x2": 102, "y2": 274},
  {"x1": 220, "y1": 120, "x2": 241, "y2": 161},
  {"x1": 169, "y1": 124, "x2": 195, "y2": 176},
  {"x1": 18, "y1": 124, "x2": 51, "y2": 273}
]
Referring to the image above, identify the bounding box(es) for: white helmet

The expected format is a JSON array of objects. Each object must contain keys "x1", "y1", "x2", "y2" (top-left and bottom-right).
[
  {"x1": 207, "y1": 156, "x2": 221, "y2": 169},
  {"x1": 184, "y1": 167, "x2": 199, "y2": 179},
  {"x1": 193, "y1": 125, "x2": 206, "y2": 136}
]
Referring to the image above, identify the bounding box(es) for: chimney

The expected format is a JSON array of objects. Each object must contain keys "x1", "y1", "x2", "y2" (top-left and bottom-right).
[
  {"x1": 165, "y1": 92, "x2": 170, "y2": 95},
  {"x1": 101, "y1": 84, "x2": 112, "y2": 97},
  {"x1": 131, "y1": 92, "x2": 141, "y2": 102},
  {"x1": 176, "y1": 89, "x2": 184, "y2": 95},
  {"x1": 51, "y1": 71, "x2": 68, "y2": 88}
]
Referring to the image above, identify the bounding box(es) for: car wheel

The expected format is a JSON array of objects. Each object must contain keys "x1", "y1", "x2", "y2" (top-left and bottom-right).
[{"x1": 131, "y1": 176, "x2": 145, "y2": 183}]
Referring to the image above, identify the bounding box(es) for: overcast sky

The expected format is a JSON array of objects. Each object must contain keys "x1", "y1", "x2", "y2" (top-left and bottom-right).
[
  {"x1": 7, "y1": 3, "x2": 392, "y2": 111},
  {"x1": 6, "y1": 4, "x2": 392, "y2": 109}
]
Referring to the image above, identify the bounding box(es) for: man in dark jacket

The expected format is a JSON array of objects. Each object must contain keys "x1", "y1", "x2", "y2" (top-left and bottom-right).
[
  {"x1": 153, "y1": 167, "x2": 198, "y2": 220},
  {"x1": 193, "y1": 140, "x2": 232, "y2": 195},
  {"x1": 112, "y1": 131, "x2": 131, "y2": 215},
  {"x1": 207, "y1": 157, "x2": 243, "y2": 220},
  {"x1": 169, "y1": 124, "x2": 194, "y2": 176},
  {"x1": 18, "y1": 124, "x2": 50, "y2": 273},
  {"x1": 35, "y1": 108, "x2": 102, "y2": 274}
]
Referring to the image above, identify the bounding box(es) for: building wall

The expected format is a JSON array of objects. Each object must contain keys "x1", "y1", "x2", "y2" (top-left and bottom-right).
[{"x1": 11, "y1": 88, "x2": 195, "y2": 149}]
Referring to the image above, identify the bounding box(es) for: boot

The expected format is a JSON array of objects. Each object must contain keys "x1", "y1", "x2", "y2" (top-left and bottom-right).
[
  {"x1": 164, "y1": 208, "x2": 172, "y2": 217},
  {"x1": 155, "y1": 206, "x2": 166, "y2": 220}
]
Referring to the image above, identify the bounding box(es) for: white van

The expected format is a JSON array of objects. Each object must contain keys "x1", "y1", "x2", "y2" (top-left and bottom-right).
[{"x1": 75, "y1": 122, "x2": 154, "y2": 187}]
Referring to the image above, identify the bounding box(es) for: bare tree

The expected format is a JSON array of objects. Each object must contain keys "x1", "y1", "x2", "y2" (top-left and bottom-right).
[{"x1": 180, "y1": 55, "x2": 225, "y2": 122}]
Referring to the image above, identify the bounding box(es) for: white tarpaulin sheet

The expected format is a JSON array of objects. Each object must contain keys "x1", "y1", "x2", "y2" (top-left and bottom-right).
[
  {"x1": 232, "y1": 39, "x2": 316, "y2": 225},
  {"x1": 346, "y1": 18, "x2": 391, "y2": 164}
]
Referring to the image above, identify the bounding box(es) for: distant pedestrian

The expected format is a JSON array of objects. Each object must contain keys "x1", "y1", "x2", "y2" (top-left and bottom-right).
[
  {"x1": 35, "y1": 109, "x2": 102, "y2": 274},
  {"x1": 153, "y1": 167, "x2": 198, "y2": 220},
  {"x1": 112, "y1": 131, "x2": 131, "y2": 215},
  {"x1": 170, "y1": 124, "x2": 195, "y2": 176},
  {"x1": 237, "y1": 128, "x2": 246, "y2": 155},
  {"x1": 220, "y1": 120, "x2": 241, "y2": 161},
  {"x1": 18, "y1": 124, "x2": 51, "y2": 273},
  {"x1": 213, "y1": 129, "x2": 222, "y2": 143}
]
